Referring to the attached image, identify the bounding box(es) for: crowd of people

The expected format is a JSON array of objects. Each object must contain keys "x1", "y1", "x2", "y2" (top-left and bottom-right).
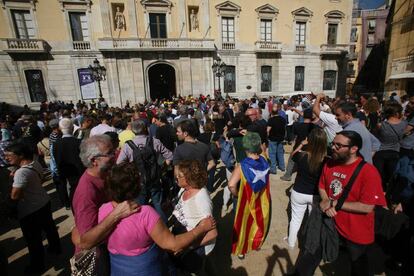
[{"x1": 0, "y1": 91, "x2": 413, "y2": 275}]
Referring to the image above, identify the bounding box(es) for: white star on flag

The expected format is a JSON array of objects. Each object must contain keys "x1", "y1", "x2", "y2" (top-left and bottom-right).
[{"x1": 249, "y1": 168, "x2": 269, "y2": 184}]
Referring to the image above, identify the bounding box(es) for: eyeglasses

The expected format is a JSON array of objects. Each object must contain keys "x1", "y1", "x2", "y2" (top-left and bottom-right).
[
  {"x1": 93, "y1": 152, "x2": 115, "y2": 159},
  {"x1": 332, "y1": 142, "x2": 351, "y2": 149}
]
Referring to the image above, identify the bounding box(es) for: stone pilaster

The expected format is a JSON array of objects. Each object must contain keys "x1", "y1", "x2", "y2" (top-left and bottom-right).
[
  {"x1": 127, "y1": 0, "x2": 138, "y2": 37},
  {"x1": 100, "y1": 0, "x2": 111, "y2": 37}
]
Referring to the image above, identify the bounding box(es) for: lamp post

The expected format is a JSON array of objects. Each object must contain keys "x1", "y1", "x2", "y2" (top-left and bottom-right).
[
  {"x1": 88, "y1": 58, "x2": 107, "y2": 100},
  {"x1": 212, "y1": 56, "x2": 226, "y2": 99}
]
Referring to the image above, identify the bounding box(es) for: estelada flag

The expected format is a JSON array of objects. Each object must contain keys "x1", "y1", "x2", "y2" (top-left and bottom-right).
[{"x1": 232, "y1": 156, "x2": 271, "y2": 255}]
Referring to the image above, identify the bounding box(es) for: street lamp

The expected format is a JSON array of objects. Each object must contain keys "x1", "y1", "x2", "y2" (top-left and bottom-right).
[
  {"x1": 88, "y1": 58, "x2": 107, "y2": 100},
  {"x1": 212, "y1": 56, "x2": 226, "y2": 99}
]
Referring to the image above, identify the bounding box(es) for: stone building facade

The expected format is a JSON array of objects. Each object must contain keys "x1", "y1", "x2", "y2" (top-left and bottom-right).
[
  {"x1": 385, "y1": 0, "x2": 414, "y2": 97},
  {"x1": 347, "y1": 4, "x2": 389, "y2": 96},
  {"x1": 0, "y1": 0, "x2": 352, "y2": 107}
]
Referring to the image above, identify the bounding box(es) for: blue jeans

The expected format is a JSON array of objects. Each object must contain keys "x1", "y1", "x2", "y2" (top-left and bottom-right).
[
  {"x1": 268, "y1": 141, "x2": 285, "y2": 173},
  {"x1": 136, "y1": 186, "x2": 167, "y2": 223},
  {"x1": 110, "y1": 244, "x2": 175, "y2": 276}
]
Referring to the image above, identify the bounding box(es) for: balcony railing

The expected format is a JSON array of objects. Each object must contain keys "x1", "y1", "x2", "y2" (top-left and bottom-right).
[
  {"x1": 73, "y1": 41, "x2": 91, "y2": 51},
  {"x1": 295, "y1": 45, "x2": 306, "y2": 52},
  {"x1": 1, "y1": 39, "x2": 49, "y2": 53},
  {"x1": 389, "y1": 55, "x2": 414, "y2": 79},
  {"x1": 255, "y1": 41, "x2": 282, "y2": 52},
  {"x1": 222, "y1": 42, "x2": 235, "y2": 50},
  {"x1": 98, "y1": 38, "x2": 215, "y2": 51},
  {"x1": 320, "y1": 44, "x2": 349, "y2": 55}
]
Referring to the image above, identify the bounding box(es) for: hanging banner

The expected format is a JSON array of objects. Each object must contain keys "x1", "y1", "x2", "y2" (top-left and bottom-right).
[{"x1": 78, "y1": 68, "x2": 97, "y2": 100}]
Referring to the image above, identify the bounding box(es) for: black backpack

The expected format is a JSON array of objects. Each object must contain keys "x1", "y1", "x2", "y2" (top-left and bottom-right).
[{"x1": 126, "y1": 138, "x2": 161, "y2": 189}]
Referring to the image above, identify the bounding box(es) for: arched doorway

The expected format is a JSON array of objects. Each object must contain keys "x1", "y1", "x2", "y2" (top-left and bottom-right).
[{"x1": 148, "y1": 63, "x2": 176, "y2": 100}]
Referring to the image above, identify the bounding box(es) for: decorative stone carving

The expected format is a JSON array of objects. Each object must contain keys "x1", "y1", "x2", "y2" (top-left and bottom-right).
[
  {"x1": 190, "y1": 8, "x2": 199, "y2": 31},
  {"x1": 114, "y1": 6, "x2": 126, "y2": 31}
]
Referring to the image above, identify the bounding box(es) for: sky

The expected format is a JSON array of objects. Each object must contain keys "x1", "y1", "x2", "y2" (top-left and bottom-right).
[{"x1": 359, "y1": 0, "x2": 387, "y2": 9}]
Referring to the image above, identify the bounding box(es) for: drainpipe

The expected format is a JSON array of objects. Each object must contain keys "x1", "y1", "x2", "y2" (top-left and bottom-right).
[
  {"x1": 115, "y1": 55, "x2": 123, "y2": 106},
  {"x1": 142, "y1": 59, "x2": 147, "y2": 102}
]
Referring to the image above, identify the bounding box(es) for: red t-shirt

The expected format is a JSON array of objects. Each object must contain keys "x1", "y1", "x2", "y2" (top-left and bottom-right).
[
  {"x1": 319, "y1": 157, "x2": 386, "y2": 244},
  {"x1": 73, "y1": 171, "x2": 109, "y2": 252}
]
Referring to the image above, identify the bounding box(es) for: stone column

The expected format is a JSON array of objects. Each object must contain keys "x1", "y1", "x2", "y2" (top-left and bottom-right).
[
  {"x1": 131, "y1": 54, "x2": 146, "y2": 103},
  {"x1": 104, "y1": 56, "x2": 121, "y2": 106}
]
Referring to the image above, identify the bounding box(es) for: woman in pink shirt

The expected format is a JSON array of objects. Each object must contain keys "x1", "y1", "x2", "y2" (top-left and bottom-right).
[{"x1": 98, "y1": 163, "x2": 215, "y2": 275}]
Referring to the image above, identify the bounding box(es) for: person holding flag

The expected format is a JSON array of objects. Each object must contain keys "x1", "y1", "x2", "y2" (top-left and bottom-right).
[{"x1": 228, "y1": 132, "x2": 271, "y2": 258}]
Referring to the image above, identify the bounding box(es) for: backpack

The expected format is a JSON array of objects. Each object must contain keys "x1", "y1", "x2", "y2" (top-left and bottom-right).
[
  {"x1": 219, "y1": 138, "x2": 235, "y2": 171},
  {"x1": 126, "y1": 138, "x2": 161, "y2": 189}
]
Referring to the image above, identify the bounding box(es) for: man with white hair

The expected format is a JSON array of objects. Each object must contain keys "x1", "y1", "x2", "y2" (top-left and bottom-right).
[
  {"x1": 53, "y1": 118, "x2": 85, "y2": 209},
  {"x1": 72, "y1": 135, "x2": 138, "y2": 275}
]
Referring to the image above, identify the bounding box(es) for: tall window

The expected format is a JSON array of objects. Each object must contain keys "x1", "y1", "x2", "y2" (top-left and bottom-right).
[
  {"x1": 295, "y1": 22, "x2": 306, "y2": 45},
  {"x1": 149, "y1": 13, "x2": 167, "y2": 38},
  {"x1": 260, "y1": 19, "x2": 272, "y2": 41},
  {"x1": 261, "y1": 66, "x2": 272, "y2": 92},
  {"x1": 367, "y1": 33, "x2": 375, "y2": 44},
  {"x1": 25, "y1": 70, "x2": 47, "y2": 102},
  {"x1": 294, "y1": 66, "x2": 305, "y2": 91},
  {"x1": 222, "y1": 17, "x2": 235, "y2": 42},
  {"x1": 351, "y1": 27, "x2": 358, "y2": 42},
  {"x1": 327, "y1": 23, "x2": 338, "y2": 45},
  {"x1": 368, "y1": 19, "x2": 376, "y2": 32},
  {"x1": 11, "y1": 10, "x2": 35, "y2": 39},
  {"x1": 224, "y1": 66, "x2": 236, "y2": 93},
  {"x1": 323, "y1": 70, "x2": 337, "y2": 90},
  {"x1": 69, "y1": 12, "x2": 89, "y2": 41}
]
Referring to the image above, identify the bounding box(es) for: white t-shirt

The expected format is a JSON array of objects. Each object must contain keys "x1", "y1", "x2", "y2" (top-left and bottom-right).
[
  {"x1": 285, "y1": 110, "x2": 298, "y2": 126},
  {"x1": 173, "y1": 187, "x2": 215, "y2": 254},
  {"x1": 318, "y1": 111, "x2": 343, "y2": 143}
]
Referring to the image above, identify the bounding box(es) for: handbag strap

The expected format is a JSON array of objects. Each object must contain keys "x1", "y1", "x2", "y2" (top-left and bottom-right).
[
  {"x1": 385, "y1": 121, "x2": 401, "y2": 141},
  {"x1": 335, "y1": 160, "x2": 366, "y2": 211}
]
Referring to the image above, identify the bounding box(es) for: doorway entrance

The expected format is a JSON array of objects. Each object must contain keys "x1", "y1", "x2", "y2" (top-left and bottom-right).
[{"x1": 148, "y1": 63, "x2": 176, "y2": 100}]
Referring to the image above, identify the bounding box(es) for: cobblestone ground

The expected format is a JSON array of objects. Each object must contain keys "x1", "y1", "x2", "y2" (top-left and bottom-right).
[{"x1": 0, "y1": 152, "x2": 399, "y2": 276}]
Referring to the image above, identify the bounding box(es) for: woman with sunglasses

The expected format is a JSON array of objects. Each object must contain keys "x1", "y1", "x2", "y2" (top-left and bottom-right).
[
  {"x1": 286, "y1": 128, "x2": 327, "y2": 249},
  {"x1": 98, "y1": 162, "x2": 216, "y2": 276},
  {"x1": 171, "y1": 159, "x2": 217, "y2": 274}
]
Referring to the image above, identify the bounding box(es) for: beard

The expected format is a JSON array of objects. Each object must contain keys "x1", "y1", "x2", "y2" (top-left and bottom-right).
[{"x1": 332, "y1": 150, "x2": 350, "y2": 164}]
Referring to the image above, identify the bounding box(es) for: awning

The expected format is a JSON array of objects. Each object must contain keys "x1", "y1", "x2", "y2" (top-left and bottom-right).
[{"x1": 388, "y1": 72, "x2": 414, "y2": 80}]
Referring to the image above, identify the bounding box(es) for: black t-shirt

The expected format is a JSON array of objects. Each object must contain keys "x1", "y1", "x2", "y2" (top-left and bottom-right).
[
  {"x1": 156, "y1": 124, "x2": 176, "y2": 152},
  {"x1": 247, "y1": 122, "x2": 267, "y2": 143},
  {"x1": 367, "y1": 112, "x2": 380, "y2": 132},
  {"x1": 292, "y1": 122, "x2": 318, "y2": 149},
  {"x1": 172, "y1": 141, "x2": 213, "y2": 168},
  {"x1": 213, "y1": 118, "x2": 226, "y2": 135},
  {"x1": 197, "y1": 132, "x2": 220, "y2": 145},
  {"x1": 292, "y1": 152, "x2": 323, "y2": 195},
  {"x1": 267, "y1": 116, "x2": 286, "y2": 142},
  {"x1": 356, "y1": 111, "x2": 367, "y2": 123}
]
